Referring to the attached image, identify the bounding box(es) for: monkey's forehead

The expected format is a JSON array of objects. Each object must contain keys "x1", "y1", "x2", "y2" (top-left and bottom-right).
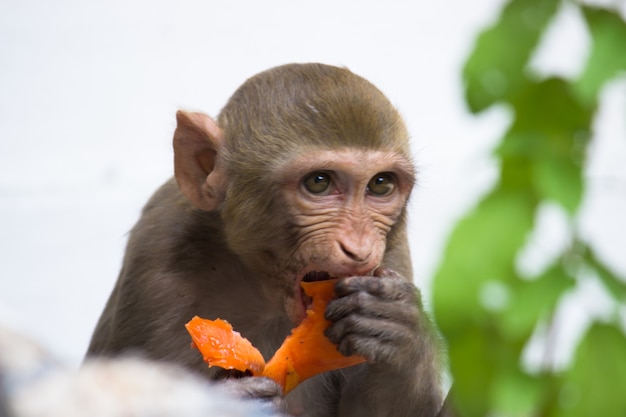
[
  {"x1": 219, "y1": 97, "x2": 410, "y2": 152},
  {"x1": 219, "y1": 64, "x2": 407, "y2": 133}
]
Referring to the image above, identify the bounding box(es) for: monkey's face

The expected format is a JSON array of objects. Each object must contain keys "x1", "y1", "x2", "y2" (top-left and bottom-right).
[
  {"x1": 274, "y1": 148, "x2": 415, "y2": 324},
  {"x1": 172, "y1": 64, "x2": 416, "y2": 326}
]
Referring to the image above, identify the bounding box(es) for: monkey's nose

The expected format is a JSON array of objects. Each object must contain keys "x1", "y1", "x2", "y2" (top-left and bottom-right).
[{"x1": 339, "y1": 242, "x2": 372, "y2": 264}]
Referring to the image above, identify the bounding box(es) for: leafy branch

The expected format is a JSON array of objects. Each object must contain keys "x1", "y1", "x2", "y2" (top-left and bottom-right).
[{"x1": 433, "y1": 1, "x2": 626, "y2": 416}]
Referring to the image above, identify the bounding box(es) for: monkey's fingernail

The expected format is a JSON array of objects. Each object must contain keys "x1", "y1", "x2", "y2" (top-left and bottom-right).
[{"x1": 374, "y1": 267, "x2": 398, "y2": 278}]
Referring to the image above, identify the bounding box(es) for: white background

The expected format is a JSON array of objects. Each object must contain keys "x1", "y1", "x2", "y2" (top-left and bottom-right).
[{"x1": 1, "y1": 0, "x2": 625, "y2": 366}]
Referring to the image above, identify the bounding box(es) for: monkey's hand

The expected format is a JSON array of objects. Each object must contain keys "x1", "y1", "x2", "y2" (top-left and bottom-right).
[
  {"x1": 220, "y1": 376, "x2": 286, "y2": 412},
  {"x1": 323, "y1": 269, "x2": 442, "y2": 416},
  {"x1": 324, "y1": 268, "x2": 426, "y2": 372}
]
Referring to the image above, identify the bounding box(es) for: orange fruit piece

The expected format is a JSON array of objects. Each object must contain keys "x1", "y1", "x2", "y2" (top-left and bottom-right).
[
  {"x1": 185, "y1": 279, "x2": 366, "y2": 394},
  {"x1": 263, "y1": 279, "x2": 366, "y2": 393},
  {"x1": 185, "y1": 316, "x2": 265, "y2": 376}
]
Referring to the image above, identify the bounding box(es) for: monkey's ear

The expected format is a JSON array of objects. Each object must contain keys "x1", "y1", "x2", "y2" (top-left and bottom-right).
[{"x1": 173, "y1": 111, "x2": 226, "y2": 211}]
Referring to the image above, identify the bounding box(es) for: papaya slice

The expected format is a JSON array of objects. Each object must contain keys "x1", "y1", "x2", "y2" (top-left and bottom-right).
[
  {"x1": 262, "y1": 279, "x2": 366, "y2": 393},
  {"x1": 185, "y1": 279, "x2": 366, "y2": 394},
  {"x1": 185, "y1": 317, "x2": 265, "y2": 375}
]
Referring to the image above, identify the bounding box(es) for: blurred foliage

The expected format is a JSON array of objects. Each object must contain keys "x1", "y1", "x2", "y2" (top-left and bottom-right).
[{"x1": 433, "y1": 0, "x2": 626, "y2": 416}]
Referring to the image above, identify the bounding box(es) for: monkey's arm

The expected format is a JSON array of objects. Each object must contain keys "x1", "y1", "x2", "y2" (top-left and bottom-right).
[{"x1": 324, "y1": 269, "x2": 443, "y2": 417}]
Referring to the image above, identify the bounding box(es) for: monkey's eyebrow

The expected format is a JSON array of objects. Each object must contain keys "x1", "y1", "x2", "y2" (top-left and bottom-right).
[{"x1": 391, "y1": 158, "x2": 417, "y2": 182}]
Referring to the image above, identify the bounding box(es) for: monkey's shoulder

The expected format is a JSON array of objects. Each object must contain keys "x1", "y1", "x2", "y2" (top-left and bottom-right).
[{"x1": 124, "y1": 178, "x2": 229, "y2": 272}]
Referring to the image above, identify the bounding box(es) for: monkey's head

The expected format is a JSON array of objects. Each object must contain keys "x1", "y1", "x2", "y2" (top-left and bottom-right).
[{"x1": 174, "y1": 63, "x2": 415, "y2": 324}]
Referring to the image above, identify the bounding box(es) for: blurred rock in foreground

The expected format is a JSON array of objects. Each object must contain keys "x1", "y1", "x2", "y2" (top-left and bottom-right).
[{"x1": 0, "y1": 325, "x2": 278, "y2": 417}]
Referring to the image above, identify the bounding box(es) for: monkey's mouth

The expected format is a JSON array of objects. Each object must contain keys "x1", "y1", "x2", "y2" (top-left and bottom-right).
[
  {"x1": 298, "y1": 271, "x2": 334, "y2": 316},
  {"x1": 302, "y1": 271, "x2": 333, "y2": 282}
]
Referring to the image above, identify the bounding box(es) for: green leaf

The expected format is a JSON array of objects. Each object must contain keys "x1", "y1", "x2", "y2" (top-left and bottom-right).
[
  {"x1": 496, "y1": 130, "x2": 537, "y2": 192},
  {"x1": 507, "y1": 78, "x2": 592, "y2": 135},
  {"x1": 447, "y1": 324, "x2": 540, "y2": 416},
  {"x1": 433, "y1": 188, "x2": 536, "y2": 334},
  {"x1": 576, "y1": 7, "x2": 626, "y2": 104},
  {"x1": 463, "y1": 0, "x2": 560, "y2": 112},
  {"x1": 552, "y1": 324, "x2": 626, "y2": 417},
  {"x1": 447, "y1": 328, "x2": 496, "y2": 417},
  {"x1": 497, "y1": 78, "x2": 593, "y2": 214},
  {"x1": 499, "y1": 263, "x2": 575, "y2": 340},
  {"x1": 533, "y1": 152, "x2": 584, "y2": 215},
  {"x1": 584, "y1": 247, "x2": 626, "y2": 303},
  {"x1": 490, "y1": 367, "x2": 545, "y2": 416}
]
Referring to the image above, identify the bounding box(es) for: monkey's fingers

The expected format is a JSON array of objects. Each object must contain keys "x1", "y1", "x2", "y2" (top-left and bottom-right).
[
  {"x1": 373, "y1": 267, "x2": 403, "y2": 278},
  {"x1": 334, "y1": 274, "x2": 419, "y2": 303},
  {"x1": 326, "y1": 315, "x2": 420, "y2": 369},
  {"x1": 325, "y1": 291, "x2": 419, "y2": 325},
  {"x1": 220, "y1": 376, "x2": 284, "y2": 400}
]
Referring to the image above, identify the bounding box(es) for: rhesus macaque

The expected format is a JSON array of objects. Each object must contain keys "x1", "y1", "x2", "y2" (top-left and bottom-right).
[{"x1": 88, "y1": 63, "x2": 444, "y2": 417}]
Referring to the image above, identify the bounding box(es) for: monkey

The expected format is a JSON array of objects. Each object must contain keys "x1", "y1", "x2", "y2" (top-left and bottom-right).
[{"x1": 87, "y1": 63, "x2": 444, "y2": 417}]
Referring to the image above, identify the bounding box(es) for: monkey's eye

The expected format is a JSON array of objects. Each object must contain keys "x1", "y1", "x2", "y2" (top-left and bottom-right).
[
  {"x1": 303, "y1": 172, "x2": 332, "y2": 195},
  {"x1": 367, "y1": 173, "x2": 395, "y2": 196}
]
